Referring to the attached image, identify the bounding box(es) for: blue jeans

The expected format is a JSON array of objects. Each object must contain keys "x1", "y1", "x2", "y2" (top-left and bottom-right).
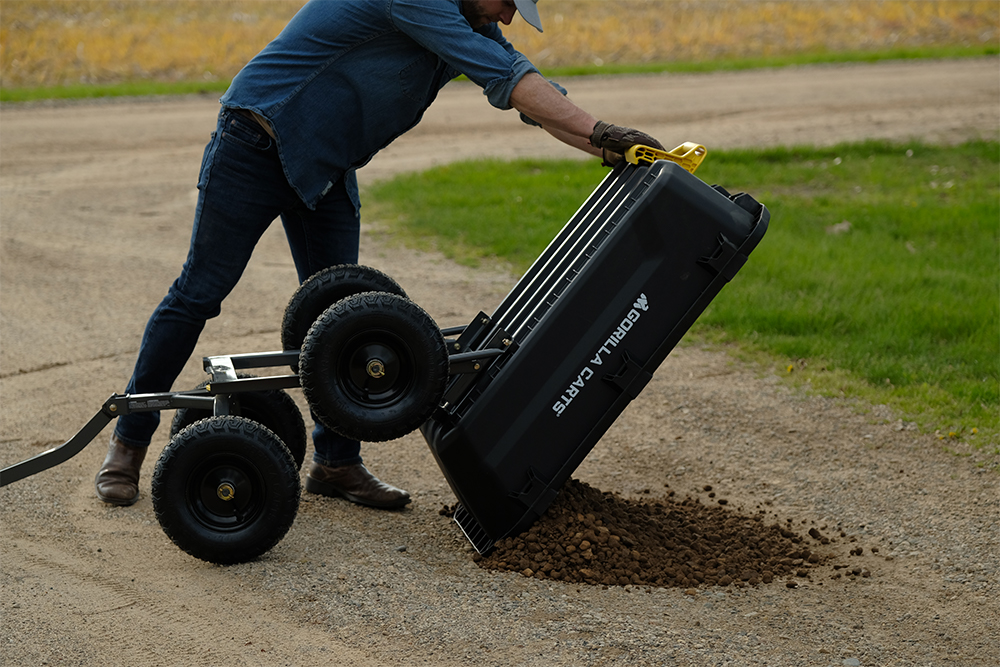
[{"x1": 115, "y1": 109, "x2": 363, "y2": 467}]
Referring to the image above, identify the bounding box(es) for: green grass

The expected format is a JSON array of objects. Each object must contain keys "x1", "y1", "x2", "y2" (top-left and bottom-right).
[
  {"x1": 0, "y1": 79, "x2": 231, "y2": 103},
  {"x1": 2, "y1": 45, "x2": 994, "y2": 103},
  {"x1": 367, "y1": 141, "x2": 1000, "y2": 450},
  {"x1": 541, "y1": 45, "x2": 998, "y2": 78}
]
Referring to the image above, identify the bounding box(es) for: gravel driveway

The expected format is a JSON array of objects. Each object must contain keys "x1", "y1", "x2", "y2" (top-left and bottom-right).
[{"x1": 1, "y1": 58, "x2": 998, "y2": 666}]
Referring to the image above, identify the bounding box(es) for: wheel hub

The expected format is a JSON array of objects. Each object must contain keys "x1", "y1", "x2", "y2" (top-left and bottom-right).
[
  {"x1": 216, "y1": 482, "x2": 236, "y2": 501},
  {"x1": 191, "y1": 461, "x2": 262, "y2": 529},
  {"x1": 366, "y1": 359, "x2": 386, "y2": 379},
  {"x1": 343, "y1": 339, "x2": 412, "y2": 406}
]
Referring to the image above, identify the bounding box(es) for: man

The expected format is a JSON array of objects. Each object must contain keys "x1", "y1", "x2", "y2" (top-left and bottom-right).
[{"x1": 95, "y1": 0, "x2": 664, "y2": 510}]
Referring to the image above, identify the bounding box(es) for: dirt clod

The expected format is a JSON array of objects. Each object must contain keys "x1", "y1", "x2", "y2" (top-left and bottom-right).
[{"x1": 477, "y1": 479, "x2": 833, "y2": 588}]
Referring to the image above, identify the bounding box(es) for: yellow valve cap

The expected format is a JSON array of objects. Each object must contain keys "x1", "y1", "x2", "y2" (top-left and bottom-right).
[{"x1": 625, "y1": 142, "x2": 707, "y2": 174}]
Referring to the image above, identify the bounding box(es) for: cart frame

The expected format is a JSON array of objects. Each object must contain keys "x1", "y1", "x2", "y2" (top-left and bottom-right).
[{"x1": 0, "y1": 326, "x2": 506, "y2": 488}]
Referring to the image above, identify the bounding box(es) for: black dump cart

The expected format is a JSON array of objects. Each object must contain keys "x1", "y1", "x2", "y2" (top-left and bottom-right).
[{"x1": 1, "y1": 144, "x2": 768, "y2": 563}]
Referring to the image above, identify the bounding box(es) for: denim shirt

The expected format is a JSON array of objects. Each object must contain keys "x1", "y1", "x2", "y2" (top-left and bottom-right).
[{"x1": 221, "y1": 0, "x2": 540, "y2": 209}]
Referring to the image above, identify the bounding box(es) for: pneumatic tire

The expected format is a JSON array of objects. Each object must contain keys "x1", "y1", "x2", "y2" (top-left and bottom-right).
[
  {"x1": 281, "y1": 264, "x2": 407, "y2": 368},
  {"x1": 152, "y1": 416, "x2": 300, "y2": 565},
  {"x1": 298, "y1": 292, "x2": 449, "y2": 442}
]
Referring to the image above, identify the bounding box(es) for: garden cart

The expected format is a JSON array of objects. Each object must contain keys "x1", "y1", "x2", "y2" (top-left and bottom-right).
[{"x1": 1, "y1": 143, "x2": 768, "y2": 563}]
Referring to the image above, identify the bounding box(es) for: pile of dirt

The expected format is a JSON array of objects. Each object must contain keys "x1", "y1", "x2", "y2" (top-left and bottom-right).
[{"x1": 469, "y1": 479, "x2": 868, "y2": 589}]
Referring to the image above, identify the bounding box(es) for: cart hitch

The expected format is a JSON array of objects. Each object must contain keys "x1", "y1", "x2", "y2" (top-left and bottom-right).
[{"x1": 0, "y1": 390, "x2": 223, "y2": 487}]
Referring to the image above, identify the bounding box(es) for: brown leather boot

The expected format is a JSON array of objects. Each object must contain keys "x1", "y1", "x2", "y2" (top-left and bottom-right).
[
  {"x1": 305, "y1": 462, "x2": 410, "y2": 509},
  {"x1": 95, "y1": 434, "x2": 146, "y2": 506}
]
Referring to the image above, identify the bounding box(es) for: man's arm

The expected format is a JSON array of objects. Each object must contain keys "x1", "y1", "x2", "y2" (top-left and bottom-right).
[
  {"x1": 509, "y1": 72, "x2": 600, "y2": 155},
  {"x1": 540, "y1": 125, "x2": 601, "y2": 156},
  {"x1": 509, "y1": 72, "x2": 663, "y2": 160}
]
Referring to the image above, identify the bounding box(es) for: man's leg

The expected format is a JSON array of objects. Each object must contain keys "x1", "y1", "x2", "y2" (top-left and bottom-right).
[
  {"x1": 97, "y1": 110, "x2": 293, "y2": 504},
  {"x1": 280, "y1": 173, "x2": 409, "y2": 509}
]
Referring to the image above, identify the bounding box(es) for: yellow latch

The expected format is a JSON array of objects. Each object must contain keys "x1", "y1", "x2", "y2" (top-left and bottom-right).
[{"x1": 625, "y1": 142, "x2": 707, "y2": 174}]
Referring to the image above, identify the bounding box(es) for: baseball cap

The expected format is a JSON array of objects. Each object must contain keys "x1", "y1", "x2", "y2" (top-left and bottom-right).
[{"x1": 514, "y1": 0, "x2": 543, "y2": 32}]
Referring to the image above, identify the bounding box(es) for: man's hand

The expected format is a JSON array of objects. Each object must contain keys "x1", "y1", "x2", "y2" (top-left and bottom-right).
[
  {"x1": 601, "y1": 149, "x2": 624, "y2": 167},
  {"x1": 590, "y1": 121, "x2": 664, "y2": 154}
]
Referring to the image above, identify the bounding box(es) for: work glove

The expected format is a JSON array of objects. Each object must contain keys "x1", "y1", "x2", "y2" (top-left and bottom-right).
[
  {"x1": 601, "y1": 149, "x2": 624, "y2": 167},
  {"x1": 590, "y1": 120, "x2": 664, "y2": 155}
]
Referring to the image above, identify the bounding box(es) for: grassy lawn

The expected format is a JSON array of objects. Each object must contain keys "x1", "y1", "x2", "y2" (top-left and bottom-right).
[{"x1": 367, "y1": 141, "x2": 1000, "y2": 451}]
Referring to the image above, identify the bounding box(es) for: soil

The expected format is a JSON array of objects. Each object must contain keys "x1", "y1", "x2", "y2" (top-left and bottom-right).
[
  {"x1": 2, "y1": 59, "x2": 999, "y2": 667},
  {"x1": 471, "y1": 479, "x2": 845, "y2": 589}
]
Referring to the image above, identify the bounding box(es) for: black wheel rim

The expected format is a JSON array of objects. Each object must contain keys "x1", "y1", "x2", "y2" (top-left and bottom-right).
[
  {"x1": 187, "y1": 454, "x2": 266, "y2": 531},
  {"x1": 338, "y1": 329, "x2": 414, "y2": 408}
]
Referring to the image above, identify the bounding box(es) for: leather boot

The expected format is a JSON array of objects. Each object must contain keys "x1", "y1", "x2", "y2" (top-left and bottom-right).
[
  {"x1": 305, "y1": 462, "x2": 410, "y2": 509},
  {"x1": 95, "y1": 434, "x2": 146, "y2": 506}
]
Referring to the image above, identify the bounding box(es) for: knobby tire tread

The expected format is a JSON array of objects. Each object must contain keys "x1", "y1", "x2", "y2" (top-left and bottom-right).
[{"x1": 152, "y1": 416, "x2": 300, "y2": 565}]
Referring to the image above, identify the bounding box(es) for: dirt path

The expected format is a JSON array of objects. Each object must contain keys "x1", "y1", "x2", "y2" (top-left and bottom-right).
[{"x1": 1, "y1": 59, "x2": 998, "y2": 666}]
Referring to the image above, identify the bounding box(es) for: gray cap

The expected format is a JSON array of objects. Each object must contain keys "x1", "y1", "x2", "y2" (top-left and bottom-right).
[{"x1": 514, "y1": 0, "x2": 543, "y2": 32}]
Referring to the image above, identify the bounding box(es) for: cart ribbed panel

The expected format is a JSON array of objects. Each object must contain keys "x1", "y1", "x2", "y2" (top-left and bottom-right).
[
  {"x1": 448, "y1": 163, "x2": 656, "y2": 423},
  {"x1": 453, "y1": 503, "x2": 494, "y2": 554},
  {"x1": 490, "y1": 163, "x2": 652, "y2": 343}
]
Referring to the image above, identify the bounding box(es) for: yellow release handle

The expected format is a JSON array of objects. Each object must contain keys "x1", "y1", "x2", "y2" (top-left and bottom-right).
[{"x1": 625, "y1": 142, "x2": 707, "y2": 174}]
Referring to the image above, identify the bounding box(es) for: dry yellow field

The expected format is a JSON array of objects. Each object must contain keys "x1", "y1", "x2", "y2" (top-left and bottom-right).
[{"x1": 1, "y1": 0, "x2": 997, "y2": 88}]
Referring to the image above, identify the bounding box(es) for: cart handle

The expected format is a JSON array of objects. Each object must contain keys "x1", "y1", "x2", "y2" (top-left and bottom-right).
[
  {"x1": 626, "y1": 142, "x2": 707, "y2": 174},
  {"x1": 0, "y1": 391, "x2": 217, "y2": 487},
  {"x1": 0, "y1": 397, "x2": 117, "y2": 487}
]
